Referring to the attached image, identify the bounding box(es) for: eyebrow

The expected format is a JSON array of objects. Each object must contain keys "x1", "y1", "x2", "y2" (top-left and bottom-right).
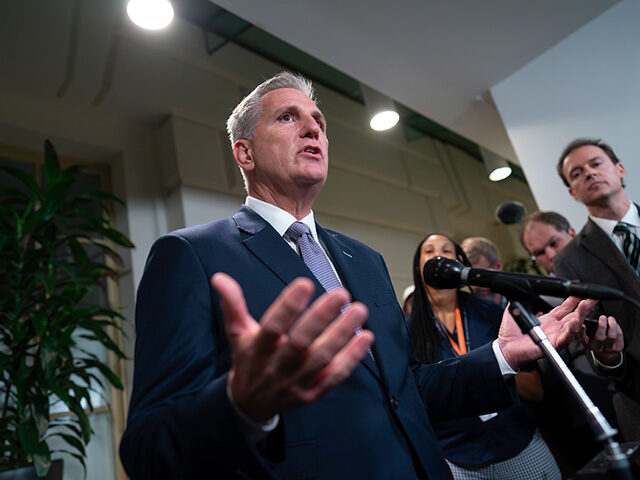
[{"x1": 569, "y1": 155, "x2": 603, "y2": 176}]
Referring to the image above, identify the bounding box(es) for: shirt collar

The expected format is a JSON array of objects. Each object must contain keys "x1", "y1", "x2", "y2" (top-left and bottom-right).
[
  {"x1": 245, "y1": 196, "x2": 319, "y2": 241},
  {"x1": 590, "y1": 203, "x2": 640, "y2": 236}
]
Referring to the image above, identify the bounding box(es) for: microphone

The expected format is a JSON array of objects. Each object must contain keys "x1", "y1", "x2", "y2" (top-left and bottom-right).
[{"x1": 423, "y1": 257, "x2": 625, "y2": 301}]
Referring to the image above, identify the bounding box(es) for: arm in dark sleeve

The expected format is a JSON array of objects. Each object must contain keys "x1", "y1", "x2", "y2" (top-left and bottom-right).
[
  {"x1": 119, "y1": 234, "x2": 280, "y2": 480},
  {"x1": 411, "y1": 343, "x2": 516, "y2": 422}
]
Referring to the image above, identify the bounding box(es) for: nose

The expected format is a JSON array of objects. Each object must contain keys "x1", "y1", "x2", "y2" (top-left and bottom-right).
[
  {"x1": 583, "y1": 164, "x2": 597, "y2": 178},
  {"x1": 300, "y1": 114, "x2": 320, "y2": 139},
  {"x1": 545, "y1": 246, "x2": 557, "y2": 259}
]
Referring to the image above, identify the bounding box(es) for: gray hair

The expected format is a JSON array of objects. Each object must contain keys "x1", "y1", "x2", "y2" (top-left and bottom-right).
[
  {"x1": 226, "y1": 71, "x2": 316, "y2": 147},
  {"x1": 461, "y1": 236, "x2": 501, "y2": 267}
]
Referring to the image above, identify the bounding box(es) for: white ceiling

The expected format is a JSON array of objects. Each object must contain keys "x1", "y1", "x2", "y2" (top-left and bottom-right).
[{"x1": 210, "y1": 0, "x2": 618, "y2": 163}]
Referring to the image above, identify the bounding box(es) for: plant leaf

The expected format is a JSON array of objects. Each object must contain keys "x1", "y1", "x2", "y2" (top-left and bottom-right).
[
  {"x1": 43, "y1": 140, "x2": 62, "y2": 186},
  {"x1": 17, "y1": 419, "x2": 40, "y2": 458}
]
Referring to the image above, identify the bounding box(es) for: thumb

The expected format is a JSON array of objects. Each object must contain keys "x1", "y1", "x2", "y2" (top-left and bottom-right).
[{"x1": 211, "y1": 272, "x2": 257, "y2": 342}]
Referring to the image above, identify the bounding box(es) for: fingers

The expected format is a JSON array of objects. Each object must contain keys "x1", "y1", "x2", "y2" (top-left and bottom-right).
[
  {"x1": 309, "y1": 329, "x2": 375, "y2": 392},
  {"x1": 590, "y1": 315, "x2": 608, "y2": 351},
  {"x1": 574, "y1": 298, "x2": 598, "y2": 320},
  {"x1": 211, "y1": 272, "x2": 256, "y2": 340},
  {"x1": 295, "y1": 302, "x2": 370, "y2": 380},
  {"x1": 255, "y1": 277, "x2": 317, "y2": 356},
  {"x1": 601, "y1": 316, "x2": 624, "y2": 353},
  {"x1": 269, "y1": 288, "x2": 352, "y2": 370},
  {"x1": 548, "y1": 296, "x2": 580, "y2": 318}
]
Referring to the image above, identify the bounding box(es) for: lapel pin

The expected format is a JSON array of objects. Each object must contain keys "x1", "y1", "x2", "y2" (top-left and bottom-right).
[{"x1": 342, "y1": 251, "x2": 353, "y2": 258}]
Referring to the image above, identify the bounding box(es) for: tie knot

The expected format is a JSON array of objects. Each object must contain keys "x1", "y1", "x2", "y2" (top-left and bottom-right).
[
  {"x1": 614, "y1": 222, "x2": 632, "y2": 235},
  {"x1": 285, "y1": 221, "x2": 311, "y2": 241}
]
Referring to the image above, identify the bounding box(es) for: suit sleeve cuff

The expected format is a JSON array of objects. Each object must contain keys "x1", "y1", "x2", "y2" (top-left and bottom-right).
[
  {"x1": 590, "y1": 349, "x2": 624, "y2": 374},
  {"x1": 226, "y1": 382, "x2": 279, "y2": 444},
  {"x1": 492, "y1": 339, "x2": 518, "y2": 379}
]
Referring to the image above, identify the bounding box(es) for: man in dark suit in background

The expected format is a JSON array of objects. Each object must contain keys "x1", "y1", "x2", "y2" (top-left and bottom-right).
[
  {"x1": 119, "y1": 72, "x2": 595, "y2": 480},
  {"x1": 520, "y1": 210, "x2": 627, "y2": 475},
  {"x1": 554, "y1": 138, "x2": 640, "y2": 441}
]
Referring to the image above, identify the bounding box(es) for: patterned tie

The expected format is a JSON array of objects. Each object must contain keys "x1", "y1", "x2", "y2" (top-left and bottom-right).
[
  {"x1": 613, "y1": 222, "x2": 640, "y2": 274},
  {"x1": 285, "y1": 221, "x2": 351, "y2": 309},
  {"x1": 285, "y1": 221, "x2": 371, "y2": 347}
]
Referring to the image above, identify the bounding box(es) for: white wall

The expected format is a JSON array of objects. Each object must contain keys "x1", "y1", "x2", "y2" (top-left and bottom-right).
[{"x1": 492, "y1": 0, "x2": 640, "y2": 229}]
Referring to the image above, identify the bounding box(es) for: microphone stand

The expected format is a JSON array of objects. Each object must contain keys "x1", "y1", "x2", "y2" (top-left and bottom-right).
[
  {"x1": 494, "y1": 276, "x2": 636, "y2": 478},
  {"x1": 506, "y1": 296, "x2": 634, "y2": 480}
]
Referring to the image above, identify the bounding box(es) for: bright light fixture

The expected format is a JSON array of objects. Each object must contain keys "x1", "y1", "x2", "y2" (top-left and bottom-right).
[
  {"x1": 480, "y1": 146, "x2": 512, "y2": 182},
  {"x1": 370, "y1": 110, "x2": 400, "y2": 131},
  {"x1": 488, "y1": 166, "x2": 512, "y2": 182},
  {"x1": 360, "y1": 83, "x2": 400, "y2": 132},
  {"x1": 127, "y1": 0, "x2": 174, "y2": 30}
]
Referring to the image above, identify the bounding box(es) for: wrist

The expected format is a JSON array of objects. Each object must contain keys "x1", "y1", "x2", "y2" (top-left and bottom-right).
[
  {"x1": 227, "y1": 376, "x2": 279, "y2": 429},
  {"x1": 495, "y1": 340, "x2": 519, "y2": 373}
]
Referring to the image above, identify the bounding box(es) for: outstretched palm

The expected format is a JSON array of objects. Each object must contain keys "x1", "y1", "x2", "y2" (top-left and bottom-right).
[{"x1": 498, "y1": 297, "x2": 597, "y2": 369}]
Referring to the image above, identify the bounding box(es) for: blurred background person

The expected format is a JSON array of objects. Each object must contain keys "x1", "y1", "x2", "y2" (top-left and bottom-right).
[
  {"x1": 402, "y1": 284, "x2": 415, "y2": 318},
  {"x1": 519, "y1": 211, "x2": 576, "y2": 276},
  {"x1": 408, "y1": 233, "x2": 559, "y2": 480},
  {"x1": 461, "y1": 236, "x2": 504, "y2": 307},
  {"x1": 461, "y1": 235, "x2": 544, "y2": 404}
]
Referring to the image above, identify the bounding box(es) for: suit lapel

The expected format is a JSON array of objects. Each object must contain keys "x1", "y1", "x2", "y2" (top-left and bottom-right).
[
  {"x1": 233, "y1": 206, "x2": 324, "y2": 300},
  {"x1": 580, "y1": 218, "x2": 640, "y2": 297},
  {"x1": 317, "y1": 225, "x2": 382, "y2": 378}
]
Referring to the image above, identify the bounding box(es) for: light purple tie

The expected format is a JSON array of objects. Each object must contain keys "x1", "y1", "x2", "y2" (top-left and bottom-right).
[
  {"x1": 285, "y1": 221, "x2": 348, "y2": 303},
  {"x1": 285, "y1": 222, "x2": 370, "y2": 345}
]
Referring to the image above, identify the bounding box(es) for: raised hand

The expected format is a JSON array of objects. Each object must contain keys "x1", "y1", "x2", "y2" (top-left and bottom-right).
[
  {"x1": 579, "y1": 315, "x2": 624, "y2": 366},
  {"x1": 498, "y1": 297, "x2": 597, "y2": 370},
  {"x1": 211, "y1": 273, "x2": 374, "y2": 424}
]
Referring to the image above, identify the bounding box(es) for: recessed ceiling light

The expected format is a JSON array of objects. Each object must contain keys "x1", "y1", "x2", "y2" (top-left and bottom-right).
[
  {"x1": 489, "y1": 166, "x2": 512, "y2": 182},
  {"x1": 370, "y1": 110, "x2": 400, "y2": 131},
  {"x1": 127, "y1": 0, "x2": 174, "y2": 30}
]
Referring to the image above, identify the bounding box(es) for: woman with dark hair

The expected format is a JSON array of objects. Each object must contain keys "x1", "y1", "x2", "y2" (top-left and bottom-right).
[{"x1": 408, "y1": 233, "x2": 560, "y2": 480}]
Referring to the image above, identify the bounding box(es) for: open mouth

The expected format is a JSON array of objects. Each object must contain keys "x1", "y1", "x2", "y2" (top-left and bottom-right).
[{"x1": 302, "y1": 146, "x2": 321, "y2": 156}]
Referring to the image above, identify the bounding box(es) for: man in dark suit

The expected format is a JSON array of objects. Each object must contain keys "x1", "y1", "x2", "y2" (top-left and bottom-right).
[
  {"x1": 554, "y1": 138, "x2": 640, "y2": 440},
  {"x1": 119, "y1": 72, "x2": 595, "y2": 480}
]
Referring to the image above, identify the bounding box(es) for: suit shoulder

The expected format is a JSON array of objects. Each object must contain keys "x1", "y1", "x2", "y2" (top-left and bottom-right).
[
  {"x1": 170, "y1": 218, "x2": 237, "y2": 242},
  {"x1": 145, "y1": 218, "x2": 240, "y2": 266}
]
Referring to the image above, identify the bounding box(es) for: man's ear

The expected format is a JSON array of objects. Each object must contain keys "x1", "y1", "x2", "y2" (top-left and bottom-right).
[
  {"x1": 568, "y1": 227, "x2": 577, "y2": 238},
  {"x1": 233, "y1": 139, "x2": 255, "y2": 173}
]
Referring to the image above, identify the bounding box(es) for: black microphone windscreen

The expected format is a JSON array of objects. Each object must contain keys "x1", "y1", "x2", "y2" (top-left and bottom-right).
[{"x1": 423, "y1": 257, "x2": 465, "y2": 289}]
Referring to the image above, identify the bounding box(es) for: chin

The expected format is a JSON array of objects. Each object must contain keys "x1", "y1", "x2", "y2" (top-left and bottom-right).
[{"x1": 296, "y1": 171, "x2": 327, "y2": 186}]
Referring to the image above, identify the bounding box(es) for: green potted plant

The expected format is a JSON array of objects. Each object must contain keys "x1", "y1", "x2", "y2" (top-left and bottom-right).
[{"x1": 0, "y1": 141, "x2": 134, "y2": 478}]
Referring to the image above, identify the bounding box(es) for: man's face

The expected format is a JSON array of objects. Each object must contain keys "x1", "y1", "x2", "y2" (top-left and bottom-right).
[
  {"x1": 562, "y1": 145, "x2": 625, "y2": 207},
  {"x1": 239, "y1": 88, "x2": 329, "y2": 194},
  {"x1": 522, "y1": 221, "x2": 576, "y2": 274}
]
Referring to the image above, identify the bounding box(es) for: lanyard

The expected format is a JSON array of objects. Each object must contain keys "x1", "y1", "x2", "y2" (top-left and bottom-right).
[{"x1": 448, "y1": 305, "x2": 467, "y2": 356}]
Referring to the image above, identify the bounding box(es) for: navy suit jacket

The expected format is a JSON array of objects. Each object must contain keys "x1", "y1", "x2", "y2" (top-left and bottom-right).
[
  {"x1": 432, "y1": 293, "x2": 534, "y2": 466},
  {"x1": 554, "y1": 216, "x2": 640, "y2": 439},
  {"x1": 120, "y1": 206, "x2": 515, "y2": 480}
]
